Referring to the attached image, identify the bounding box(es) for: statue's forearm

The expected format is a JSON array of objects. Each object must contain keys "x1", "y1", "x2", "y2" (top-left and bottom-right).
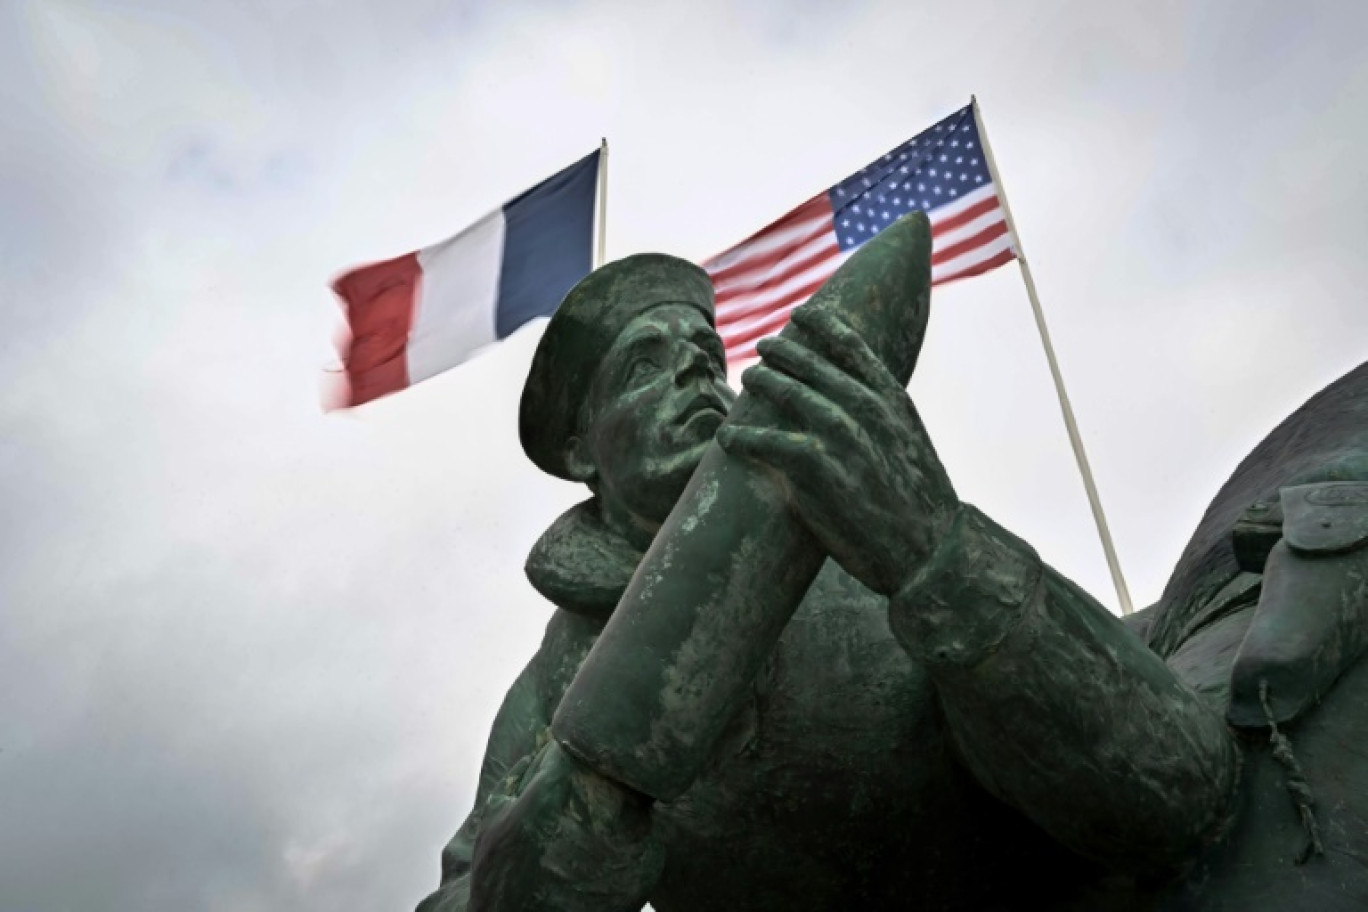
[
  {"x1": 422, "y1": 747, "x2": 659, "y2": 912},
  {"x1": 889, "y1": 505, "x2": 1239, "y2": 876},
  {"x1": 468, "y1": 743, "x2": 661, "y2": 912}
]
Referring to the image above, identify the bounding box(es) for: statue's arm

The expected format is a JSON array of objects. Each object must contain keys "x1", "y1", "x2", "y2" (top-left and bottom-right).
[
  {"x1": 419, "y1": 611, "x2": 663, "y2": 912},
  {"x1": 888, "y1": 505, "x2": 1240, "y2": 878},
  {"x1": 716, "y1": 302, "x2": 1237, "y2": 875},
  {"x1": 416, "y1": 659, "x2": 547, "y2": 912}
]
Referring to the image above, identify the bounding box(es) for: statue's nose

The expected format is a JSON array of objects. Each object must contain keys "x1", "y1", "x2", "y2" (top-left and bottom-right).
[{"x1": 673, "y1": 344, "x2": 711, "y2": 385}]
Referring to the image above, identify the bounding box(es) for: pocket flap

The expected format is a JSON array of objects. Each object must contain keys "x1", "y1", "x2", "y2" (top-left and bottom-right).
[{"x1": 1280, "y1": 481, "x2": 1368, "y2": 554}]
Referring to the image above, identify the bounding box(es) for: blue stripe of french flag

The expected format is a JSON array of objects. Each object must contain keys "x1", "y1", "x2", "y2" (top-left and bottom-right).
[{"x1": 326, "y1": 149, "x2": 601, "y2": 409}]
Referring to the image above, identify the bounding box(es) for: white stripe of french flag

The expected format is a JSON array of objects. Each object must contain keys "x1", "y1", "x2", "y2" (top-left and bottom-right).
[{"x1": 326, "y1": 150, "x2": 601, "y2": 409}]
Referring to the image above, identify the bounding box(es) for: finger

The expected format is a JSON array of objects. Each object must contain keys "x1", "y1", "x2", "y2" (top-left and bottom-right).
[
  {"x1": 789, "y1": 306, "x2": 905, "y2": 400},
  {"x1": 719, "y1": 425, "x2": 860, "y2": 529},
  {"x1": 774, "y1": 464, "x2": 895, "y2": 590},
  {"x1": 498, "y1": 753, "x2": 536, "y2": 796},
  {"x1": 901, "y1": 401, "x2": 952, "y2": 489},
  {"x1": 755, "y1": 335, "x2": 888, "y2": 429},
  {"x1": 740, "y1": 362, "x2": 861, "y2": 438},
  {"x1": 480, "y1": 790, "x2": 516, "y2": 824},
  {"x1": 716, "y1": 425, "x2": 823, "y2": 480}
]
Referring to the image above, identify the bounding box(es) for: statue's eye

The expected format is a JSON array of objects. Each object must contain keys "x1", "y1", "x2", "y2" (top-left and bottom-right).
[{"x1": 628, "y1": 357, "x2": 660, "y2": 384}]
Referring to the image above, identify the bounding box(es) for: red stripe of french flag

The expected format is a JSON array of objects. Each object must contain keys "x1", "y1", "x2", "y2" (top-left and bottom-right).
[
  {"x1": 325, "y1": 252, "x2": 422, "y2": 410},
  {"x1": 324, "y1": 209, "x2": 507, "y2": 410}
]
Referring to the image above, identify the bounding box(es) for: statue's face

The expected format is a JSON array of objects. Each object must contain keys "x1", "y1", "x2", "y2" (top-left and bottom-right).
[{"x1": 577, "y1": 304, "x2": 736, "y2": 526}]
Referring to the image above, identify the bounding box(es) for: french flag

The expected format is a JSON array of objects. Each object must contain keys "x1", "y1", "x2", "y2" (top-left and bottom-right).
[{"x1": 326, "y1": 149, "x2": 601, "y2": 409}]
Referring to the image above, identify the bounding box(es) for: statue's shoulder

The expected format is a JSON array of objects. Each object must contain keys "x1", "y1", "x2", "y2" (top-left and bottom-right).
[
  {"x1": 1150, "y1": 360, "x2": 1368, "y2": 656},
  {"x1": 521, "y1": 497, "x2": 630, "y2": 716},
  {"x1": 530, "y1": 609, "x2": 604, "y2": 721},
  {"x1": 482, "y1": 608, "x2": 603, "y2": 768}
]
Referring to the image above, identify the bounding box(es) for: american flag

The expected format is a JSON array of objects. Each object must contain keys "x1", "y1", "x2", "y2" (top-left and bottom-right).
[{"x1": 704, "y1": 102, "x2": 1017, "y2": 365}]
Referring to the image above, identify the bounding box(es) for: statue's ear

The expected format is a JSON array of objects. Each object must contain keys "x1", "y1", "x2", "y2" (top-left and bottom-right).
[{"x1": 564, "y1": 436, "x2": 598, "y2": 488}]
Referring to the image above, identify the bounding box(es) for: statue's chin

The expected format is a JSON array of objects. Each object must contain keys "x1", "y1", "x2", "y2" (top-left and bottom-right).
[{"x1": 628, "y1": 442, "x2": 715, "y2": 526}]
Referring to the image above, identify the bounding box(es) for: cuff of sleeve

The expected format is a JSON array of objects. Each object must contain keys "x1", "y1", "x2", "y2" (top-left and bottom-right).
[{"x1": 888, "y1": 504, "x2": 1044, "y2": 668}]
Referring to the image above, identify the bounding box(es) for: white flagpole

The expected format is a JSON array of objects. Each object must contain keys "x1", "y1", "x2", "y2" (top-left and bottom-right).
[
  {"x1": 595, "y1": 137, "x2": 609, "y2": 268},
  {"x1": 971, "y1": 96, "x2": 1135, "y2": 615}
]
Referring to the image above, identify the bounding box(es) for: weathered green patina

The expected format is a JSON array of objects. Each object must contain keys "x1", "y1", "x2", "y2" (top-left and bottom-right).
[{"x1": 416, "y1": 212, "x2": 1368, "y2": 911}]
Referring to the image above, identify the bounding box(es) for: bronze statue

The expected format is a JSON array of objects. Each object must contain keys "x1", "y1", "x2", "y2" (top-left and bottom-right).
[{"x1": 416, "y1": 213, "x2": 1368, "y2": 911}]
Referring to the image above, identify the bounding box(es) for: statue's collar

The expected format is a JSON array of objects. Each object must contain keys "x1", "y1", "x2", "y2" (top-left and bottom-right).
[{"x1": 524, "y1": 497, "x2": 643, "y2": 622}]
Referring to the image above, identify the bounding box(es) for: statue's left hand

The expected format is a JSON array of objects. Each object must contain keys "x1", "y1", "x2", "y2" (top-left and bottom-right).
[
  {"x1": 471, "y1": 739, "x2": 664, "y2": 912},
  {"x1": 717, "y1": 306, "x2": 959, "y2": 595}
]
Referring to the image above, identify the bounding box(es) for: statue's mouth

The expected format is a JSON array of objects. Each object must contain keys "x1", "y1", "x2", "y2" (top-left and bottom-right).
[
  {"x1": 682, "y1": 408, "x2": 725, "y2": 435},
  {"x1": 675, "y1": 392, "x2": 727, "y2": 428}
]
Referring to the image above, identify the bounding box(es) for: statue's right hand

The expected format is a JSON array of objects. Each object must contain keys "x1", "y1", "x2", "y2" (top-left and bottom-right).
[{"x1": 469, "y1": 739, "x2": 665, "y2": 912}]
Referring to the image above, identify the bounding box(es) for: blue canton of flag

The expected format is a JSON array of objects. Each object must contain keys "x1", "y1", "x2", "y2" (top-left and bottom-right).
[{"x1": 830, "y1": 105, "x2": 995, "y2": 250}]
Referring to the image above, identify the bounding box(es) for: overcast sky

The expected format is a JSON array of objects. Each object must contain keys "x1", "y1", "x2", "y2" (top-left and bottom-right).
[{"x1": 3, "y1": 1, "x2": 1367, "y2": 909}]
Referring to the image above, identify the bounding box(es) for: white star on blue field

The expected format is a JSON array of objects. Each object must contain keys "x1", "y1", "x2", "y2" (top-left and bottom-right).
[{"x1": 830, "y1": 104, "x2": 992, "y2": 248}]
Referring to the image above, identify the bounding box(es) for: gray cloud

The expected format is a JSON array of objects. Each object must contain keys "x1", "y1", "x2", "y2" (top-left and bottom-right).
[{"x1": 3, "y1": 0, "x2": 1367, "y2": 909}]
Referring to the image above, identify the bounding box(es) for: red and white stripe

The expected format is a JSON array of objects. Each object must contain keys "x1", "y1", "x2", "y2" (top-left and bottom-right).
[{"x1": 703, "y1": 182, "x2": 1017, "y2": 365}]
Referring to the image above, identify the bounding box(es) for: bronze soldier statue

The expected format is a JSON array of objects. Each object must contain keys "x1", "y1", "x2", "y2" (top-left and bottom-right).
[{"x1": 416, "y1": 213, "x2": 1368, "y2": 911}]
